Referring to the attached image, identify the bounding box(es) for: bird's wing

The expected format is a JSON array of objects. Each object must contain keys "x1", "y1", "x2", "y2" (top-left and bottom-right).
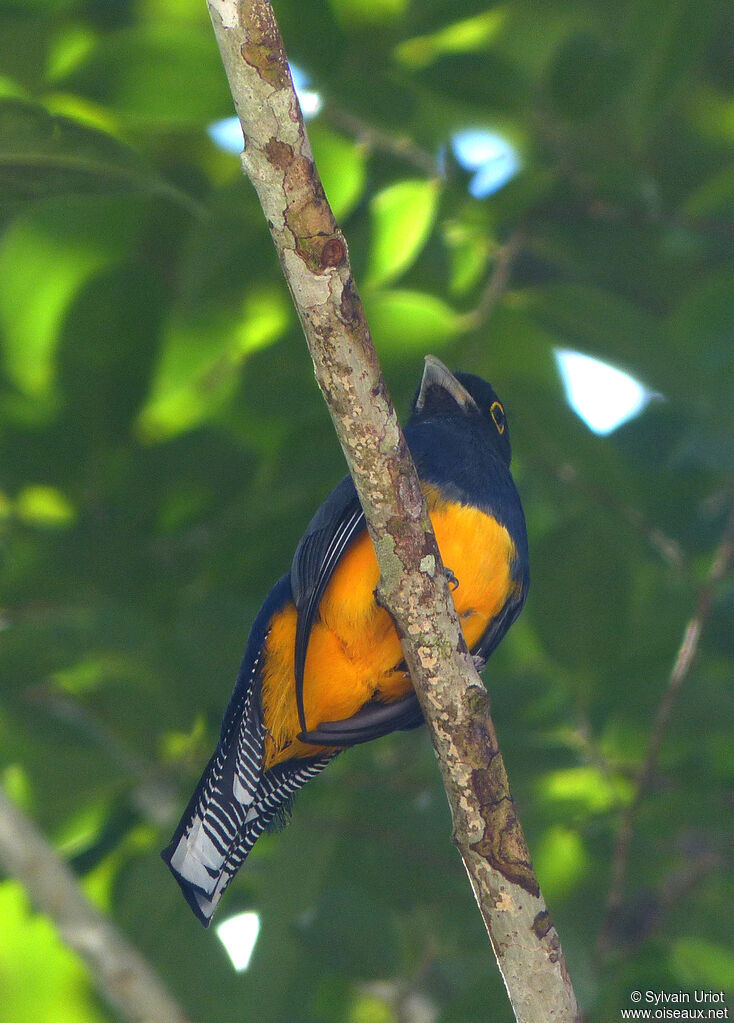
[
  {"x1": 472, "y1": 566, "x2": 528, "y2": 671},
  {"x1": 291, "y1": 476, "x2": 425, "y2": 745},
  {"x1": 298, "y1": 692, "x2": 424, "y2": 746},
  {"x1": 290, "y1": 475, "x2": 366, "y2": 734}
]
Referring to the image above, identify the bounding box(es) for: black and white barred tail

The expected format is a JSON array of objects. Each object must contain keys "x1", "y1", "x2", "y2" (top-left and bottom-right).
[{"x1": 161, "y1": 576, "x2": 333, "y2": 926}]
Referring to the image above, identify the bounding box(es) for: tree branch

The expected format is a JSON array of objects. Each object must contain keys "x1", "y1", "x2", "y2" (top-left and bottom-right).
[
  {"x1": 551, "y1": 460, "x2": 686, "y2": 573},
  {"x1": 205, "y1": 2, "x2": 580, "y2": 1020},
  {"x1": 25, "y1": 684, "x2": 180, "y2": 829},
  {"x1": 461, "y1": 228, "x2": 526, "y2": 333},
  {"x1": 597, "y1": 500, "x2": 734, "y2": 960},
  {"x1": 0, "y1": 786, "x2": 193, "y2": 1023},
  {"x1": 323, "y1": 100, "x2": 441, "y2": 177}
]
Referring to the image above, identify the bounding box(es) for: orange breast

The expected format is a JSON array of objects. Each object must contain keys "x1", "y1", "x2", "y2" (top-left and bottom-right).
[{"x1": 261, "y1": 490, "x2": 516, "y2": 767}]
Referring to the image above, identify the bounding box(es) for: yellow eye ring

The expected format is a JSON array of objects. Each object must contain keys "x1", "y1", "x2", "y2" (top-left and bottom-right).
[{"x1": 490, "y1": 401, "x2": 506, "y2": 434}]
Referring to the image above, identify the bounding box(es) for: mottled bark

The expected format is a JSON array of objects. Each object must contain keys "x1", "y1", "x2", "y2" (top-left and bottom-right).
[{"x1": 206, "y1": 2, "x2": 580, "y2": 1019}]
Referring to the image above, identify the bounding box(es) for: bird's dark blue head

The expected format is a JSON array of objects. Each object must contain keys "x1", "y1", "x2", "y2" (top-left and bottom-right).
[{"x1": 410, "y1": 356, "x2": 512, "y2": 467}]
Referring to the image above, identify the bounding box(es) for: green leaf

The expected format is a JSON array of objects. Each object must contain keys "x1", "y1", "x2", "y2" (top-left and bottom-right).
[
  {"x1": 683, "y1": 164, "x2": 734, "y2": 217},
  {"x1": 329, "y1": 0, "x2": 408, "y2": 28},
  {"x1": 416, "y1": 50, "x2": 523, "y2": 110},
  {"x1": 443, "y1": 220, "x2": 492, "y2": 296},
  {"x1": 0, "y1": 883, "x2": 107, "y2": 1023},
  {"x1": 671, "y1": 938, "x2": 734, "y2": 989},
  {"x1": 46, "y1": 25, "x2": 97, "y2": 82},
  {"x1": 0, "y1": 75, "x2": 29, "y2": 100},
  {"x1": 0, "y1": 99, "x2": 167, "y2": 203},
  {"x1": 522, "y1": 283, "x2": 657, "y2": 355},
  {"x1": 309, "y1": 123, "x2": 367, "y2": 220},
  {"x1": 367, "y1": 178, "x2": 441, "y2": 287},
  {"x1": 537, "y1": 767, "x2": 633, "y2": 814},
  {"x1": 690, "y1": 87, "x2": 734, "y2": 143},
  {"x1": 394, "y1": 9, "x2": 507, "y2": 69},
  {"x1": 62, "y1": 24, "x2": 232, "y2": 129},
  {"x1": 363, "y1": 290, "x2": 460, "y2": 352},
  {"x1": 0, "y1": 197, "x2": 139, "y2": 402},
  {"x1": 15, "y1": 485, "x2": 76, "y2": 528},
  {"x1": 533, "y1": 826, "x2": 588, "y2": 901},
  {"x1": 138, "y1": 285, "x2": 290, "y2": 441}
]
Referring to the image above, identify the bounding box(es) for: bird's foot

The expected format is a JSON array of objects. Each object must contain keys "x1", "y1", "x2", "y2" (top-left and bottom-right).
[{"x1": 445, "y1": 567, "x2": 459, "y2": 591}]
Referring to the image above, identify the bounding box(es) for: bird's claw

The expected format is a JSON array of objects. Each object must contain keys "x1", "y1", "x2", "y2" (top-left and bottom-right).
[{"x1": 445, "y1": 567, "x2": 459, "y2": 591}]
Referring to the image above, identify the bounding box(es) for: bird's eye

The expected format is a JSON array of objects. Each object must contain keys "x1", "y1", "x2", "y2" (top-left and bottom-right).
[{"x1": 490, "y1": 401, "x2": 506, "y2": 434}]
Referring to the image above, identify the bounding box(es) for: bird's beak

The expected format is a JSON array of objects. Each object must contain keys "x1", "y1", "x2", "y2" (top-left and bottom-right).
[{"x1": 415, "y1": 355, "x2": 479, "y2": 414}]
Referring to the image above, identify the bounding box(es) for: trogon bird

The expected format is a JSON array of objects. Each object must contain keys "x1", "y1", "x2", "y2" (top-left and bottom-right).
[{"x1": 162, "y1": 356, "x2": 529, "y2": 925}]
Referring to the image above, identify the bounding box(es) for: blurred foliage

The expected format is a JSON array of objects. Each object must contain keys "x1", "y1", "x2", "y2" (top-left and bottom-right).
[{"x1": 0, "y1": 0, "x2": 733, "y2": 1021}]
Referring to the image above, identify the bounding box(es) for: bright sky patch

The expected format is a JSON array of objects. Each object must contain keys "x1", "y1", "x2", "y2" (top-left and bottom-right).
[
  {"x1": 208, "y1": 64, "x2": 321, "y2": 153},
  {"x1": 215, "y1": 911, "x2": 261, "y2": 971},
  {"x1": 289, "y1": 64, "x2": 323, "y2": 117},
  {"x1": 207, "y1": 116, "x2": 244, "y2": 154},
  {"x1": 554, "y1": 348, "x2": 656, "y2": 435},
  {"x1": 451, "y1": 129, "x2": 520, "y2": 197}
]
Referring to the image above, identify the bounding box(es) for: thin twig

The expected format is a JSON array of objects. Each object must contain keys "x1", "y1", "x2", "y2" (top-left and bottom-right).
[
  {"x1": 555, "y1": 197, "x2": 734, "y2": 240},
  {"x1": 573, "y1": 707, "x2": 615, "y2": 780},
  {"x1": 25, "y1": 684, "x2": 180, "y2": 828},
  {"x1": 597, "y1": 500, "x2": 734, "y2": 960},
  {"x1": 323, "y1": 100, "x2": 441, "y2": 177},
  {"x1": 0, "y1": 786, "x2": 194, "y2": 1023},
  {"x1": 610, "y1": 847, "x2": 723, "y2": 953},
  {"x1": 361, "y1": 939, "x2": 439, "y2": 1023},
  {"x1": 552, "y1": 460, "x2": 686, "y2": 572},
  {"x1": 461, "y1": 228, "x2": 526, "y2": 333},
  {"x1": 658, "y1": 850, "x2": 722, "y2": 916}
]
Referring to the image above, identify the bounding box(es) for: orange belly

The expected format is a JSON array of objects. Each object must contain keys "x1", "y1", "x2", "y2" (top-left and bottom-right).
[{"x1": 261, "y1": 490, "x2": 516, "y2": 767}]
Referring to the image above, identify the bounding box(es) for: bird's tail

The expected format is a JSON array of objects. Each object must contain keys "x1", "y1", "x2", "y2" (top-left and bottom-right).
[
  {"x1": 162, "y1": 676, "x2": 333, "y2": 925},
  {"x1": 161, "y1": 674, "x2": 265, "y2": 925}
]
